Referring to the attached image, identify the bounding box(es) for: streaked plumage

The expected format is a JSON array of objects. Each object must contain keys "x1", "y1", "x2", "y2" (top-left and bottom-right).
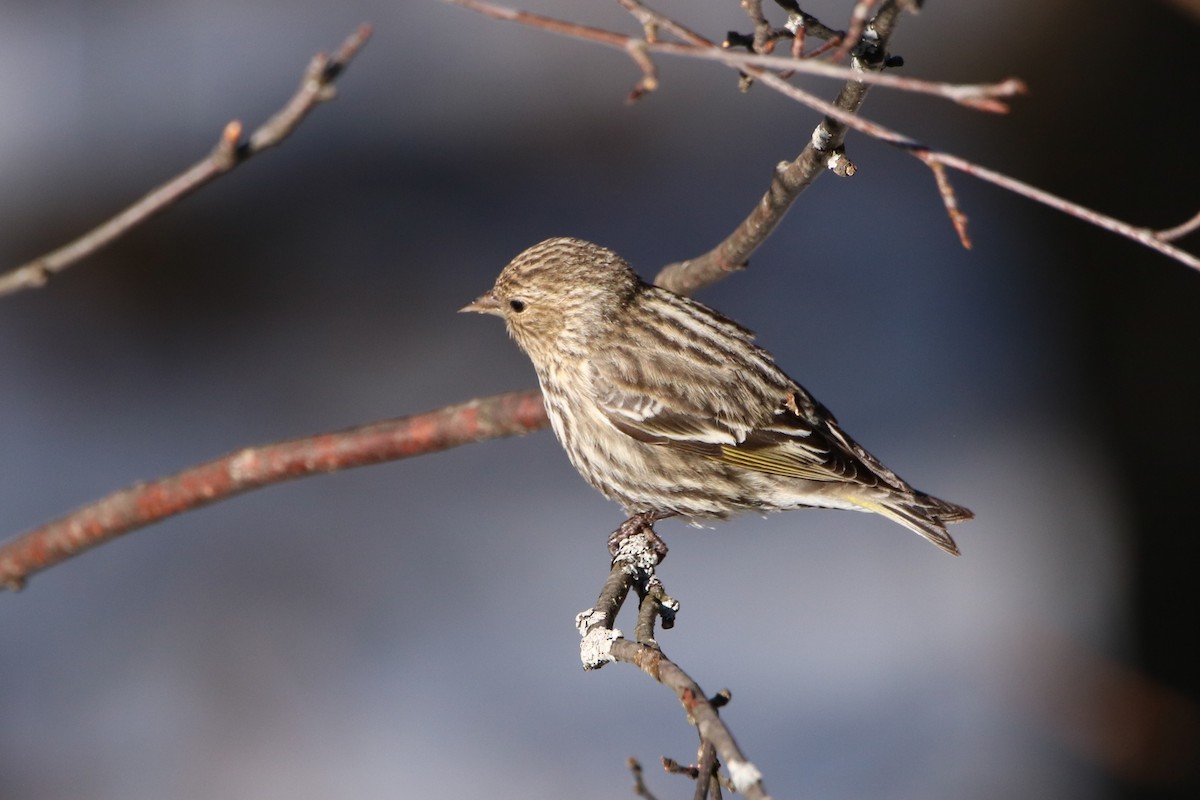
[{"x1": 462, "y1": 237, "x2": 972, "y2": 555}]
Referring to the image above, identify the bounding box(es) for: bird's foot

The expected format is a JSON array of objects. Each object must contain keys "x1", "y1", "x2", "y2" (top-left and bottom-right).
[
  {"x1": 607, "y1": 511, "x2": 670, "y2": 561},
  {"x1": 578, "y1": 513, "x2": 678, "y2": 663}
]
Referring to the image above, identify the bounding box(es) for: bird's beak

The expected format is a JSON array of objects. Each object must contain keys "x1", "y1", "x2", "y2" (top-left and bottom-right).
[{"x1": 459, "y1": 291, "x2": 503, "y2": 316}]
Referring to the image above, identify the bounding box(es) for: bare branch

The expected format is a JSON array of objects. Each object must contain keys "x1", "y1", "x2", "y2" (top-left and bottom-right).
[
  {"x1": 918, "y1": 152, "x2": 972, "y2": 249},
  {"x1": 693, "y1": 741, "x2": 721, "y2": 800},
  {"x1": 925, "y1": 152, "x2": 1200, "y2": 269},
  {"x1": 628, "y1": 758, "x2": 660, "y2": 800},
  {"x1": 830, "y1": 0, "x2": 884, "y2": 61},
  {"x1": 737, "y1": 67, "x2": 1200, "y2": 271},
  {"x1": 611, "y1": 641, "x2": 772, "y2": 797},
  {"x1": 578, "y1": 533, "x2": 773, "y2": 800},
  {"x1": 613, "y1": 639, "x2": 772, "y2": 798},
  {"x1": 450, "y1": 0, "x2": 1199, "y2": 280},
  {"x1": 1156, "y1": 210, "x2": 1200, "y2": 243},
  {"x1": 624, "y1": 40, "x2": 660, "y2": 101},
  {"x1": 446, "y1": 0, "x2": 1023, "y2": 109},
  {"x1": 0, "y1": 24, "x2": 373, "y2": 298},
  {"x1": 739, "y1": 0, "x2": 775, "y2": 54},
  {"x1": 0, "y1": 390, "x2": 547, "y2": 591},
  {"x1": 651, "y1": 0, "x2": 906, "y2": 293}
]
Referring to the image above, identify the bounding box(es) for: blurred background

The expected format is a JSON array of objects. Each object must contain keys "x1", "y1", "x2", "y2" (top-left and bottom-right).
[{"x1": 1, "y1": 1, "x2": 1197, "y2": 798}]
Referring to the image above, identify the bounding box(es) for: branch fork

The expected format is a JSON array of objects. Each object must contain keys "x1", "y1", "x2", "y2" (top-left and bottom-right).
[
  {"x1": 577, "y1": 529, "x2": 675, "y2": 671},
  {"x1": 576, "y1": 526, "x2": 770, "y2": 799}
]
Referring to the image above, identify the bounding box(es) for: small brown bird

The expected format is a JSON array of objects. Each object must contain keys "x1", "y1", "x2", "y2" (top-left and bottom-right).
[{"x1": 462, "y1": 237, "x2": 972, "y2": 555}]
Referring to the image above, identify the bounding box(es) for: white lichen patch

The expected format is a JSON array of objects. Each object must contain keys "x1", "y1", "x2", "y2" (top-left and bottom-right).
[
  {"x1": 578, "y1": 625, "x2": 621, "y2": 671},
  {"x1": 728, "y1": 759, "x2": 764, "y2": 794},
  {"x1": 575, "y1": 607, "x2": 607, "y2": 634},
  {"x1": 612, "y1": 532, "x2": 662, "y2": 574}
]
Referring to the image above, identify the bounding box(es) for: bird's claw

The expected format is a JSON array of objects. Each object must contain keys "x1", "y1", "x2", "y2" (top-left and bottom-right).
[{"x1": 608, "y1": 511, "x2": 669, "y2": 562}]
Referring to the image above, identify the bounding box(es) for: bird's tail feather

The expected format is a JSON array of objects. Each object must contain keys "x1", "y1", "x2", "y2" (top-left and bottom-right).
[{"x1": 853, "y1": 493, "x2": 972, "y2": 556}]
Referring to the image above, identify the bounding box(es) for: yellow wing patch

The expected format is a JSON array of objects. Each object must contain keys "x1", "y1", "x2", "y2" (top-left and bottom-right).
[{"x1": 709, "y1": 444, "x2": 840, "y2": 482}]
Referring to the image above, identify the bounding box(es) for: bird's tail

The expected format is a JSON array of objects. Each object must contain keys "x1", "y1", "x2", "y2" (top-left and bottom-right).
[{"x1": 855, "y1": 493, "x2": 973, "y2": 556}]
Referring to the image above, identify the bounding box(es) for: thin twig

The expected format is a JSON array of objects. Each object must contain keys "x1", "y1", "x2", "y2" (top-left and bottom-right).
[
  {"x1": 635, "y1": 579, "x2": 675, "y2": 643},
  {"x1": 918, "y1": 150, "x2": 1200, "y2": 269},
  {"x1": 0, "y1": 24, "x2": 373, "y2": 298},
  {"x1": 628, "y1": 758, "x2": 660, "y2": 800},
  {"x1": 446, "y1": 0, "x2": 1023, "y2": 109},
  {"x1": 739, "y1": 0, "x2": 775, "y2": 54},
  {"x1": 694, "y1": 741, "x2": 720, "y2": 800},
  {"x1": 830, "y1": 0, "x2": 883, "y2": 61},
  {"x1": 920, "y1": 154, "x2": 972, "y2": 249},
  {"x1": 0, "y1": 390, "x2": 547, "y2": 591},
  {"x1": 611, "y1": 640, "x2": 770, "y2": 800},
  {"x1": 743, "y1": 67, "x2": 1200, "y2": 271},
  {"x1": 1156, "y1": 210, "x2": 1200, "y2": 243}
]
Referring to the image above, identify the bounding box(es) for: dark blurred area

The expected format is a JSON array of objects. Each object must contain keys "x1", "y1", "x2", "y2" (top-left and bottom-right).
[{"x1": 1, "y1": 1, "x2": 1197, "y2": 799}]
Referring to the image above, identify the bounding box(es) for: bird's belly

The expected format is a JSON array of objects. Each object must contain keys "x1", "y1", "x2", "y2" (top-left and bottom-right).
[{"x1": 553, "y1": 404, "x2": 827, "y2": 518}]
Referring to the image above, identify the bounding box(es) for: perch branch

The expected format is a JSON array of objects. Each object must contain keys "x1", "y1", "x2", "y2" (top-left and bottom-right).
[
  {"x1": 0, "y1": 390, "x2": 547, "y2": 591},
  {"x1": 578, "y1": 533, "x2": 771, "y2": 800},
  {"x1": 0, "y1": 24, "x2": 373, "y2": 298}
]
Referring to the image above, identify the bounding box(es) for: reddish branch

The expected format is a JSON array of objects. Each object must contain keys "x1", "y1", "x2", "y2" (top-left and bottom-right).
[
  {"x1": 0, "y1": 390, "x2": 547, "y2": 590},
  {"x1": 0, "y1": 24, "x2": 373, "y2": 298}
]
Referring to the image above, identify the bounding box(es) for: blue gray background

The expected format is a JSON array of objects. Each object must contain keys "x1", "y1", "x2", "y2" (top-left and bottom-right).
[{"x1": 2, "y1": 1, "x2": 1198, "y2": 798}]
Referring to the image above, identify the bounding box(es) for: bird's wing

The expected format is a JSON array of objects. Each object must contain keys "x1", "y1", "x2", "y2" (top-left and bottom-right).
[{"x1": 588, "y1": 352, "x2": 880, "y2": 486}]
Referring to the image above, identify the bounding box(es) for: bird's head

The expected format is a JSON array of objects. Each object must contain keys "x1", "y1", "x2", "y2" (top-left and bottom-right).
[{"x1": 461, "y1": 237, "x2": 641, "y2": 363}]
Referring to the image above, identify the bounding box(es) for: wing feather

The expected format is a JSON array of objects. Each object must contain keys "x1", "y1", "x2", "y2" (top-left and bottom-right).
[{"x1": 589, "y1": 342, "x2": 881, "y2": 488}]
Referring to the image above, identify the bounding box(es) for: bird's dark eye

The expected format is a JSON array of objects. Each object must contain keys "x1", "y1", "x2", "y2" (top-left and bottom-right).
[{"x1": 509, "y1": 299, "x2": 527, "y2": 313}]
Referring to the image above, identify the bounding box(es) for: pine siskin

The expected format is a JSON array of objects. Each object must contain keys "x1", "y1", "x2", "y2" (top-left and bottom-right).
[{"x1": 462, "y1": 237, "x2": 972, "y2": 555}]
